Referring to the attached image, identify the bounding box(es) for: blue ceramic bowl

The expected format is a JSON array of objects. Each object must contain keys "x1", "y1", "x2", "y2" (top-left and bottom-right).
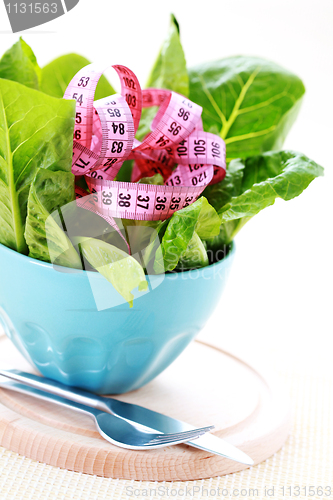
[{"x1": 0, "y1": 242, "x2": 235, "y2": 394}]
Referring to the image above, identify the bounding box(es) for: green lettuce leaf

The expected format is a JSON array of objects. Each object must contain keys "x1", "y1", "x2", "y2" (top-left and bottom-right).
[
  {"x1": 155, "y1": 197, "x2": 220, "y2": 273},
  {"x1": 0, "y1": 78, "x2": 75, "y2": 253},
  {"x1": 188, "y1": 57, "x2": 305, "y2": 162},
  {"x1": 137, "y1": 14, "x2": 189, "y2": 141},
  {"x1": 77, "y1": 237, "x2": 148, "y2": 308},
  {"x1": 138, "y1": 173, "x2": 164, "y2": 185},
  {"x1": 204, "y1": 150, "x2": 324, "y2": 247},
  {"x1": 219, "y1": 151, "x2": 324, "y2": 221},
  {"x1": 195, "y1": 198, "x2": 222, "y2": 239},
  {"x1": 0, "y1": 38, "x2": 41, "y2": 90},
  {"x1": 176, "y1": 231, "x2": 209, "y2": 270},
  {"x1": 202, "y1": 159, "x2": 246, "y2": 213},
  {"x1": 204, "y1": 217, "x2": 251, "y2": 253},
  {"x1": 141, "y1": 219, "x2": 168, "y2": 273},
  {"x1": 116, "y1": 160, "x2": 134, "y2": 182},
  {"x1": 25, "y1": 169, "x2": 81, "y2": 268},
  {"x1": 146, "y1": 14, "x2": 188, "y2": 96},
  {"x1": 40, "y1": 54, "x2": 115, "y2": 99}
]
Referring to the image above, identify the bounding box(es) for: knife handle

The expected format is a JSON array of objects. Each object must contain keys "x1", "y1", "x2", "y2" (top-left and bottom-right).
[
  {"x1": 0, "y1": 378, "x2": 100, "y2": 419},
  {"x1": 0, "y1": 369, "x2": 111, "y2": 413}
]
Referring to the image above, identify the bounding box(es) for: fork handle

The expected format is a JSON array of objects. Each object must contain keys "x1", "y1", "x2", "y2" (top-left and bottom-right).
[
  {"x1": 0, "y1": 369, "x2": 110, "y2": 412},
  {"x1": 0, "y1": 378, "x2": 100, "y2": 420}
]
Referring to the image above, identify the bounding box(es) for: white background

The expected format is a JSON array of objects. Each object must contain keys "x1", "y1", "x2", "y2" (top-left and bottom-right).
[{"x1": 0, "y1": 0, "x2": 332, "y2": 374}]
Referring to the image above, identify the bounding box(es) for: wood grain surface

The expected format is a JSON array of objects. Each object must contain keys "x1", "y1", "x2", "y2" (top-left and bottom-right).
[{"x1": 0, "y1": 335, "x2": 291, "y2": 481}]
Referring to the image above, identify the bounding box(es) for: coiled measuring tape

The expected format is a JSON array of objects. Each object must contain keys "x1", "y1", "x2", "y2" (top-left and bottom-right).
[{"x1": 64, "y1": 63, "x2": 226, "y2": 221}]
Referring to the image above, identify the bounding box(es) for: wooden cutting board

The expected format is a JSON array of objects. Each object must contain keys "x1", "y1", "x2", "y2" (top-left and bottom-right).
[{"x1": 0, "y1": 332, "x2": 291, "y2": 481}]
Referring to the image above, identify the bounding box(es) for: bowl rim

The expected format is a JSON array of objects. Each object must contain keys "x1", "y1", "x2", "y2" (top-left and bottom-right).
[{"x1": 0, "y1": 240, "x2": 235, "y2": 277}]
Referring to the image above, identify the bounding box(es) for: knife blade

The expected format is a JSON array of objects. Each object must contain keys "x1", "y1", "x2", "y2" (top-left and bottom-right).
[{"x1": 0, "y1": 369, "x2": 254, "y2": 465}]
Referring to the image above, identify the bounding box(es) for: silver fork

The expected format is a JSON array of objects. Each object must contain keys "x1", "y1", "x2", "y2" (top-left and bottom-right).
[{"x1": 0, "y1": 377, "x2": 214, "y2": 450}]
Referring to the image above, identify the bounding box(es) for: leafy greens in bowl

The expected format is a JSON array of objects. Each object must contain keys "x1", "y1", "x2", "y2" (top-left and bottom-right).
[{"x1": 0, "y1": 16, "x2": 324, "y2": 307}]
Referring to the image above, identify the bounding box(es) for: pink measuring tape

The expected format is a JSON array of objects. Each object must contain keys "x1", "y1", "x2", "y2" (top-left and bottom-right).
[{"x1": 64, "y1": 63, "x2": 226, "y2": 222}]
